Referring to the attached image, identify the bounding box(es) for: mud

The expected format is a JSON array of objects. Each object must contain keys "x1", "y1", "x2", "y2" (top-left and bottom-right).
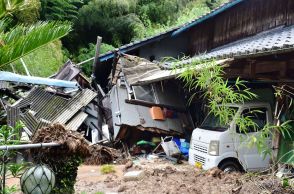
[{"x1": 74, "y1": 158, "x2": 294, "y2": 194}]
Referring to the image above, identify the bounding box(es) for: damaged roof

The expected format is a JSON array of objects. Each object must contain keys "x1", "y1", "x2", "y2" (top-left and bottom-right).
[
  {"x1": 10, "y1": 87, "x2": 97, "y2": 136},
  {"x1": 117, "y1": 54, "x2": 230, "y2": 85}
]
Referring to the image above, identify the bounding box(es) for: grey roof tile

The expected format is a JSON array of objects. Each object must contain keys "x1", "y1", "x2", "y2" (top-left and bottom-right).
[{"x1": 193, "y1": 25, "x2": 294, "y2": 60}]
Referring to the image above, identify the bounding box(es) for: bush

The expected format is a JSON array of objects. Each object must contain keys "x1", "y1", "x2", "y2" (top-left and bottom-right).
[
  {"x1": 206, "y1": 0, "x2": 228, "y2": 10},
  {"x1": 136, "y1": 0, "x2": 190, "y2": 25},
  {"x1": 100, "y1": 164, "x2": 116, "y2": 174}
]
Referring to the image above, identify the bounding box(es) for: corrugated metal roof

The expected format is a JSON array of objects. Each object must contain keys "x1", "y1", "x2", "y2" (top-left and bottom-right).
[
  {"x1": 0, "y1": 81, "x2": 9, "y2": 89},
  {"x1": 53, "y1": 89, "x2": 97, "y2": 124},
  {"x1": 98, "y1": 0, "x2": 241, "y2": 62},
  {"x1": 192, "y1": 25, "x2": 294, "y2": 60},
  {"x1": 20, "y1": 111, "x2": 38, "y2": 134},
  {"x1": 10, "y1": 87, "x2": 97, "y2": 137},
  {"x1": 65, "y1": 111, "x2": 88, "y2": 131},
  {"x1": 7, "y1": 106, "x2": 19, "y2": 127}
]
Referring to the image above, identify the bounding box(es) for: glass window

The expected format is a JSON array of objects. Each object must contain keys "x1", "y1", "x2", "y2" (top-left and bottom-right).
[
  {"x1": 200, "y1": 107, "x2": 238, "y2": 132},
  {"x1": 132, "y1": 85, "x2": 156, "y2": 103},
  {"x1": 237, "y1": 108, "x2": 267, "y2": 133}
]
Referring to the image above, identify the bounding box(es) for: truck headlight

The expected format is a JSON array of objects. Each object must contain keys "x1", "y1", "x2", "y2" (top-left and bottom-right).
[{"x1": 208, "y1": 140, "x2": 219, "y2": 156}]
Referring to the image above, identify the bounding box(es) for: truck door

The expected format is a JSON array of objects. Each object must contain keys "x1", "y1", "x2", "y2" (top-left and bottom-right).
[{"x1": 235, "y1": 107, "x2": 271, "y2": 171}]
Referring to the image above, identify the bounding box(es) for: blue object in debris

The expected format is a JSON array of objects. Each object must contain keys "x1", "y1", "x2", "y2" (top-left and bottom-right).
[
  {"x1": 172, "y1": 138, "x2": 190, "y2": 156},
  {"x1": 0, "y1": 71, "x2": 78, "y2": 88},
  {"x1": 173, "y1": 138, "x2": 181, "y2": 147},
  {"x1": 179, "y1": 142, "x2": 190, "y2": 156}
]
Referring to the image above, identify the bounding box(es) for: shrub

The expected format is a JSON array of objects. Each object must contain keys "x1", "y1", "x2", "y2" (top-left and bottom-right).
[{"x1": 100, "y1": 164, "x2": 116, "y2": 174}]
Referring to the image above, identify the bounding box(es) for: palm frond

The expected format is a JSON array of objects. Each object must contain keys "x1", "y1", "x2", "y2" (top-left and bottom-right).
[
  {"x1": 0, "y1": 0, "x2": 25, "y2": 18},
  {"x1": 0, "y1": 21, "x2": 72, "y2": 67}
]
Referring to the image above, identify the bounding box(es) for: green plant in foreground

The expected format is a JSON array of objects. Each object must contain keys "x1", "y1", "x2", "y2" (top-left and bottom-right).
[
  {"x1": 100, "y1": 164, "x2": 115, "y2": 174},
  {"x1": 0, "y1": 122, "x2": 27, "y2": 194},
  {"x1": 0, "y1": 0, "x2": 72, "y2": 68}
]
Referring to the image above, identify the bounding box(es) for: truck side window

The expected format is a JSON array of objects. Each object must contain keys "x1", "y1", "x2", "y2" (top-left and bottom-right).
[{"x1": 236, "y1": 108, "x2": 267, "y2": 134}]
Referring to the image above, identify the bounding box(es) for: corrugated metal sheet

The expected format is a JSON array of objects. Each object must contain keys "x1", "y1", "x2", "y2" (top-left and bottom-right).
[
  {"x1": 7, "y1": 106, "x2": 19, "y2": 127},
  {"x1": 53, "y1": 89, "x2": 97, "y2": 124},
  {"x1": 20, "y1": 111, "x2": 38, "y2": 134},
  {"x1": 13, "y1": 87, "x2": 53, "y2": 110},
  {"x1": 35, "y1": 95, "x2": 68, "y2": 121},
  {"x1": 0, "y1": 81, "x2": 9, "y2": 89},
  {"x1": 65, "y1": 111, "x2": 88, "y2": 131},
  {"x1": 10, "y1": 87, "x2": 97, "y2": 137}
]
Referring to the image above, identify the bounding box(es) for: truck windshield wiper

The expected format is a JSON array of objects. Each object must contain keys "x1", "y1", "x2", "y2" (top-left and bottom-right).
[{"x1": 200, "y1": 126, "x2": 228, "y2": 131}]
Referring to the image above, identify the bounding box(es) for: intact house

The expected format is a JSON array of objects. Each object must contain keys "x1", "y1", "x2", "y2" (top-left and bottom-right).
[{"x1": 93, "y1": 0, "x2": 294, "y2": 163}]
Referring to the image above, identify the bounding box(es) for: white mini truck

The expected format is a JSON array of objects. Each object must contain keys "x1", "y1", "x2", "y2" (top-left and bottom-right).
[{"x1": 189, "y1": 102, "x2": 273, "y2": 172}]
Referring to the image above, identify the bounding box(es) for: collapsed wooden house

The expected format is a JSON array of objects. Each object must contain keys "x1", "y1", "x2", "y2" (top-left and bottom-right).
[{"x1": 94, "y1": 0, "x2": 294, "y2": 163}]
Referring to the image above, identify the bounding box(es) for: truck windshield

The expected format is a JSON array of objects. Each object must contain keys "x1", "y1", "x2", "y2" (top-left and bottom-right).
[{"x1": 200, "y1": 107, "x2": 238, "y2": 132}]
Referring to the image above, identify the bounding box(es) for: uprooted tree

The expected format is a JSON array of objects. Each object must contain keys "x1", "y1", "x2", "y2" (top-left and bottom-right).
[{"x1": 31, "y1": 124, "x2": 90, "y2": 194}]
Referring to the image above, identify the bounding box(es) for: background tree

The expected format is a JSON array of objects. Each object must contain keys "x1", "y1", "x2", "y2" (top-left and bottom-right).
[
  {"x1": 2, "y1": 0, "x2": 231, "y2": 77},
  {"x1": 40, "y1": 0, "x2": 83, "y2": 21}
]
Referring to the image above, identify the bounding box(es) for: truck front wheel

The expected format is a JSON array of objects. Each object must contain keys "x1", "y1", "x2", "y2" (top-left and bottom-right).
[{"x1": 218, "y1": 160, "x2": 241, "y2": 173}]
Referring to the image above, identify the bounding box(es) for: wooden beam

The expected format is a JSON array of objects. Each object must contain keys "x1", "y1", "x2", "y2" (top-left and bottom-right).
[
  {"x1": 125, "y1": 99, "x2": 186, "y2": 112},
  {"x1": 249, "y1": 61, "x2": 256, "y2": 79},
  {"x1": 93, "y1": 36, "x2": 102, "y2": 72}
]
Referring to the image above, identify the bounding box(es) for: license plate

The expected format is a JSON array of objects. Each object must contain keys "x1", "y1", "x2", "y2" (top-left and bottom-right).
[{"x1": 195, "y1": 162, "x2": 202, "y2": 169}]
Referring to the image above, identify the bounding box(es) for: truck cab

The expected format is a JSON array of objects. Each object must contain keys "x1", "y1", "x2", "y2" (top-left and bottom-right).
[{"x1": 189, "y1": 102, "x2": 273, "y2": 172}]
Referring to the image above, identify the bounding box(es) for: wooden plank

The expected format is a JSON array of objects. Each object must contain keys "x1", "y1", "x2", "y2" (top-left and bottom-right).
[{"x1": 125, "y1": 99, "x2": 186, "y2": 112}]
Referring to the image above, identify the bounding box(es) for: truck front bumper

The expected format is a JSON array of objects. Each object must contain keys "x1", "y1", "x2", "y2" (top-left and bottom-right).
[{"x1": 188, "y1": 148, "x2": 222, "y2": 170}]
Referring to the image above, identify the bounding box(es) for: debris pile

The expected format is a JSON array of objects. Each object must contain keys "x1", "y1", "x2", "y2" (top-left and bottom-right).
[
  {"x1": 1, "y1": 61, "x2": 106, "y2": 144},
  {"x1": 0, "y1": 57, "x2": 192, "y2": 164},
  {"x1": 84, "y1": 144, "x2": 126, "y2": 165},
  {"x1": 31, "y1": 123, "x2": 90, "y2": 158}
]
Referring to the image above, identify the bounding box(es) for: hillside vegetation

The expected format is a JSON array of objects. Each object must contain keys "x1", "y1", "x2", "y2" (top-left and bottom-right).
[{"x1": 1, "y1": 0, "x2": 228, "y2": 77}]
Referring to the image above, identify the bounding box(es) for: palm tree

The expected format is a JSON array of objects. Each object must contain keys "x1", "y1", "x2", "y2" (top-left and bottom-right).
[{"x1": 0, "y1": 0, "x2": 72, "y2": 67}]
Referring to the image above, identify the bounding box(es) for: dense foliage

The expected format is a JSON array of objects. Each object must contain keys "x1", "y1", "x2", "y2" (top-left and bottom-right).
[
  {"x1": 2, "y1": 0, "x2": 228, "y2": 76},
  {"x1": 40, "y1": 0, "x2": 84, "y2": 21},
  {"x1": 71, "y1": 0, "x2": 228, "y2": 48}
]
